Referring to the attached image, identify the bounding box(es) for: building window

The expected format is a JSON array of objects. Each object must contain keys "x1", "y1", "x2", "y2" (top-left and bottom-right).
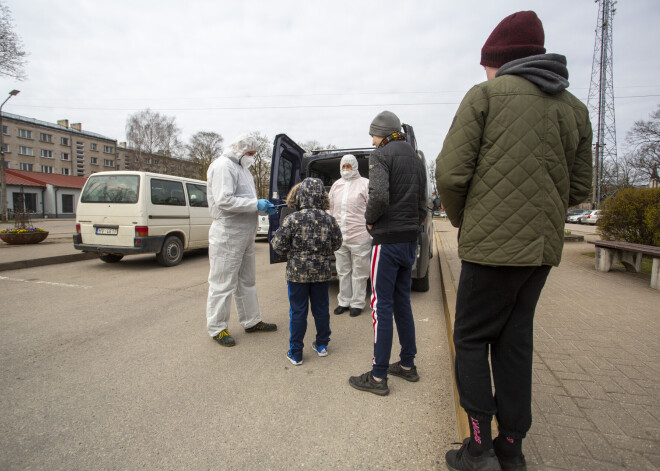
[
  {"x1": 13, "y1": 192, "x2": 37, "y2": 212},
  {"x1": 20, "y1": 163, "x2": 33, "y2": 171},
  {"x1": 18, "y1": 146, "x2": 34, "y2": 156},
  {"x1": 18, "y1": 128, "x2": 32, "y2": 139},
  {"x1": 2, "y1": 144, "x2": 8, "y2": 152},
  {"x1": 103, "y1": 145, "x2": 114, "y2": 154},
  {"x1": 62, "y1": 194, "x2": 74, "y2": 213},
  {"x1": 41, "y1": 165, "x2": 54, "y2": 173},
  {"x1": 90, "y1": 157, "x2": 98, "y2": 165},
  {"x1": 90, "y1": 143, "x2": 97, "y2": 151},
  {"x1": 2, "y1": 125, "x2": 7, "y2": 135},
  {"x1": 144, "y1": 158, "x2": 151, "y2": 164},
  {"x1": 39, "y1": 133, "x2": 53, "y2": 143},
  {"x1": 104, "y1": 159, "x2": 115, "y2": 167},
  {"x1": 61, "y1": 168, "x2": 71, "y2": 176},
  {"x1": 61, "y1": 137, "x2": 70, "y2": 146},
  {"x1": 41, "y1": 149, "x2": 53, "y2": 158},
  {"x1": 153, "y1": 159, "x2": 159, "y2": 165},
  {"x1": 61, "y1": 152, "x2": 70, "y2": 161}
]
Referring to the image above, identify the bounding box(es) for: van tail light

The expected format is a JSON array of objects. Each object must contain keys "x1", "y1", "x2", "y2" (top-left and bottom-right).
[
  {"x1": 75, "y1": 223, "x2": 80, "y2": 234},
  {"x1": 135, "y1": 226, "x2": 149, "y2": 237}
]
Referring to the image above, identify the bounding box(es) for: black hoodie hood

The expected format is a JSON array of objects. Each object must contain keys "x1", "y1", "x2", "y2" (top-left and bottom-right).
[{"x1": 496, "y1": 53, "x2": 569, "y2": 95}]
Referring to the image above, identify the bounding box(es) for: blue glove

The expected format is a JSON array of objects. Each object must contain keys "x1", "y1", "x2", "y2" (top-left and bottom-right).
[
  {"x1": 265, "y1": 206, "x2": 278, "y2": 216},
  {"x1": 257, "y1": 199, "x2": 272, "y2": 211}
]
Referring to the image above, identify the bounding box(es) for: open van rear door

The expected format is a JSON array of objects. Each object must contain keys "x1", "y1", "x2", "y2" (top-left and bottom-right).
[
  {"x1": 268, "y1": 134, "x2": 304, "y2": 263},
  {"x1": 402, "y1": 123, "x2": 418, "y2": 152}
]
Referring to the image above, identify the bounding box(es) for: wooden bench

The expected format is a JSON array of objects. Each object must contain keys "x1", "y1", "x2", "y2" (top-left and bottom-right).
[{"x1": 588, "y1": 240, "x2": 660, "y2": 290}]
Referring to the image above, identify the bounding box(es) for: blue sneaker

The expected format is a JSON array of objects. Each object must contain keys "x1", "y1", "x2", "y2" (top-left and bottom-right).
[
  {"x1": 287, "y1": 350, "x2": 303, "y2": 366},
  {"x1": 312, "y1": 342, "x2": 328, "y2": 357}
]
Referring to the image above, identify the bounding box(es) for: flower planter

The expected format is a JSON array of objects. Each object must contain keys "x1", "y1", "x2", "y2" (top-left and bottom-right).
[{"x1": 0, "y1": 231, "x2": 49, "y2": 245}]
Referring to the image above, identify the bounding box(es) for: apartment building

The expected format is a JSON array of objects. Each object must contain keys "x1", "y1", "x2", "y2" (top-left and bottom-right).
[
  {"x1": 1, "y1": 113, "x2": 118, "y2": 177},
  {"x1": 117, "y1": 144, "x2": 202, "y2": 180}
]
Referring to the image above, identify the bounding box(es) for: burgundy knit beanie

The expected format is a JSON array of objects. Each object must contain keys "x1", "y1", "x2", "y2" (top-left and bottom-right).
[{"x1": 480, "y1": 11, "x2": 546, "y2": 68}]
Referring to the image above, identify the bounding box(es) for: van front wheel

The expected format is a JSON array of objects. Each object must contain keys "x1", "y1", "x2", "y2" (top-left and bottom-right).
[
  {"x1": 99, "y1": 253, "x2": 123, "y2": 263},
  {"x1": 411, "y1": 267, "x2": 429, "y2": 292},
  {"x1": 156, "y1": 235, "x2": 183, "y2": 267}
]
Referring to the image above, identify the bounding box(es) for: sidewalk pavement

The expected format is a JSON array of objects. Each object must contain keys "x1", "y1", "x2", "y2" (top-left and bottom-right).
[
  {"x1": 3, "y1": 217, "x2": 659, "y2": 469},
  {"x1": 434, "y1": 218, "x2": 660, "y2": 470},
  {"x1": 0, "y1": 218, "x2": 96, "y2": 270}
]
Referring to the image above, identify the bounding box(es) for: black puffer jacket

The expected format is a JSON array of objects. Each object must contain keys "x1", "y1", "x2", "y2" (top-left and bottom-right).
[
  {"x1": 365, "y1": 140, "x2": 427, "y2": 245},
  {"x1": 271, "y1": 178, "x2": 343, "y2": 283}
]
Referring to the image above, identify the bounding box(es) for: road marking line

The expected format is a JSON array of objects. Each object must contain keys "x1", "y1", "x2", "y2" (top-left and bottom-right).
[{"x1": 0, "y1": 275, "x2": 91, "y2": 289}]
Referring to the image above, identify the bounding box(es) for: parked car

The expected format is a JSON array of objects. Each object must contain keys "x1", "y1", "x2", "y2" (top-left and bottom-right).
[
  {"x1": 256, "y1": 211, "x2": 269, "y2": 238},
  {"x1": 73, "y1": 171, "x2": 211, "y2": 266},
  {"x1": 566, "y1": 209, "x2": 591, "y2": 223},
  {"x1": 267, "y1": 124, "x2": 433, "y2": 292},
  {"x1": 581, "y1": 210, "x2": 601, "y2": 225}
]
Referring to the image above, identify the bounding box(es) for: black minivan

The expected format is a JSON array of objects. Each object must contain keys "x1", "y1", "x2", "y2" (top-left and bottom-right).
[{"x1": 267, "y1": 124, "x2": 433, "y2": 292}]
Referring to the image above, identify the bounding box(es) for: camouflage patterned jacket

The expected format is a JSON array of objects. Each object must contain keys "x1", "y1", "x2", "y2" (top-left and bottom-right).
[{"x1": 271, "y1": 178, "x2": 343, "y2": 283}]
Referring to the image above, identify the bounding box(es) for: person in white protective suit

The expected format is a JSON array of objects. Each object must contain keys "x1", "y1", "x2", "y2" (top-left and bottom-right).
[
  {"x1": 206, "y1": 133, "x2": 278, "y2": 347},
  {"x1": 328, "y1": 154, "x2": 371, "y2": 317}
]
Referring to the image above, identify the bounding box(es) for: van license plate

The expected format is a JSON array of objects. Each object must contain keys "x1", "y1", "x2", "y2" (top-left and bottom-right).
[{"x1": 96, "y1": 227, "x2": 118, "y2": 235}]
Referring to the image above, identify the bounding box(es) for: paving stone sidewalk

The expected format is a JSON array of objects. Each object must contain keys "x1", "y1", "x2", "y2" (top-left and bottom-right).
[{"x1": 434, "y1": 219, "x2": 660, "y2": 470}]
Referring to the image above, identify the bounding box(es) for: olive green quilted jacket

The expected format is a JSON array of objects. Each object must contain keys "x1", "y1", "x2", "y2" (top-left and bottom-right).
[{"x1": 436, "y1": 64, "x2": 592, "y2": 267}]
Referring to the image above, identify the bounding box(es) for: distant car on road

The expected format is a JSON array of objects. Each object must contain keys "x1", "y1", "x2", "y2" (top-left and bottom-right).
[
  {"x1": 433, "y1": 210, "x2": 447, "y2": 218},
  {"x1": 566, "y1": 209, "x2": 591, "y2": 223},
  {"x1": 580, "y1": 210, "x2": 601, "y2": 225},
  {"x1": 256, "y1": 211, "x2": 269, "y2": 238}
]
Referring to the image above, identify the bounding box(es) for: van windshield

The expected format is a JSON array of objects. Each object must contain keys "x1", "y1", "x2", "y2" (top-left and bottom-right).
[{"x1": 81, "y1": 175, "x2": 140, "y2": 203}]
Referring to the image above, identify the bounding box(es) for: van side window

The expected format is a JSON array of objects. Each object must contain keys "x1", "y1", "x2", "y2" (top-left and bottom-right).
[
  {"x1": 186, "y1": 183, "x2": 208, "y2": 207},
  {"x1": 151, "y1": 179, "x2": 186, "y2": 206}
]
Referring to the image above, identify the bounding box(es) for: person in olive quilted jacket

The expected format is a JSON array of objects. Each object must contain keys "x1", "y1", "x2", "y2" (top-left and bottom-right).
[{"x1": 436, "y1": 11, "x2": 592, "y2": 471}]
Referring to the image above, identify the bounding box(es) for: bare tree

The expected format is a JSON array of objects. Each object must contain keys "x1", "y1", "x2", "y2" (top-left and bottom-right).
[
  {"x1": 626, "y1": 105, "x2": 660, "y2": 184},
  {"x1": 125, "y1": 109, "x2": 183, "y2": 170},
  {"x1": 427, "y1": 160, "x2": 439, "y2": 198},
  {"x1": 0, "y1": 2, "x2": 27, "y2": 80},
  {"x1": 186, "y1": 131, "x2": 223, "y2": 180},
  {"x1": 248, "y1": 131, "x2": 272, "y2": 199},
  {"x1": 298, "y1": 140, "x2": 338, "y2": 152}
]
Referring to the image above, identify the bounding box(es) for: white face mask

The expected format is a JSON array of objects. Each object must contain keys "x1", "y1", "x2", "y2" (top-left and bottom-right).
[
  {"x1": 242, "y1": 156, "x2": 255, "y2": 168},
  {"x1": 341, "y1": 170, "x2": 353, "y2": 179}
]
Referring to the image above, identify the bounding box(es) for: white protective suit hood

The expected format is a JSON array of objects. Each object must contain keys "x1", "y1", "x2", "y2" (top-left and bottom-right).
[
  {"x1": 340, "y1": 154, "x2": 360, "y2": 180},
  {"x1": 224, "y1": 133, "x2": 258, "y2": 168}
]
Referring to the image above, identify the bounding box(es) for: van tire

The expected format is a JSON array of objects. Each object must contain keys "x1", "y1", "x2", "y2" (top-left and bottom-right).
[
  {"x1": 99, "y1": 253, "x2": 123, "y2": 263},
  {"x1": 156, "y1": 235, "x2": 184, "y2": 267},
  {"x1": 411, "y1": 267, "x2": 429, "y2": 292}
]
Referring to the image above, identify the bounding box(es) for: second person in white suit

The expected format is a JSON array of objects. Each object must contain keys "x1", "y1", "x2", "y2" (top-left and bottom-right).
[{"x1": 328, "y1": 154, "x2": 371, "y2": 317}]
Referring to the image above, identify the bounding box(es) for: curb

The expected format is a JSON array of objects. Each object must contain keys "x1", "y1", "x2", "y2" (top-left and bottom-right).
[{"x1": 0, "y1": 252, "x2": 98, "y2": 271}]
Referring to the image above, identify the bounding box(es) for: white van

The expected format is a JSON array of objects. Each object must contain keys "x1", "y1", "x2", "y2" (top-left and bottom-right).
[{"x1": 73, "y1": 171, "x2": 212, "y2": 266}]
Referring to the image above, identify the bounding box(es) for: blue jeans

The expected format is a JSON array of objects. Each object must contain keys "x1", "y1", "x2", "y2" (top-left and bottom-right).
[
  {"x1": 370, "y1": 241, "x2": 417, "y2": 378},
  {"x1": 287, "y1": 281, "x2": 331, "y2": 361}
]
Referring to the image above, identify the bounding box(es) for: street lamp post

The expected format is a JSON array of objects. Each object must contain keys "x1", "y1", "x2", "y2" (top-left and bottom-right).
[{"x1": 0, "y1": 89, "x2": 20, "y2": 221}]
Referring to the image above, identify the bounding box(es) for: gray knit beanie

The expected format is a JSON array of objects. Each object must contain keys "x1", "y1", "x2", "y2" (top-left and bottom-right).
[{"x1": 369, "y1": 111, "x2": 401, "y2": 137}]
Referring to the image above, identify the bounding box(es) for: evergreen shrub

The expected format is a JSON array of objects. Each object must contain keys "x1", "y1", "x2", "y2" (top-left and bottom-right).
[{"x1": 598, "y1": 187, "x2": 660, "y2": 246}]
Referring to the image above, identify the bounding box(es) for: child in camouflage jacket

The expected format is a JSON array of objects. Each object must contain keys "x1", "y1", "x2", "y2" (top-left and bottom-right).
[{"x1": 271, "y1": 178, "x2": 343, "y2": 365}]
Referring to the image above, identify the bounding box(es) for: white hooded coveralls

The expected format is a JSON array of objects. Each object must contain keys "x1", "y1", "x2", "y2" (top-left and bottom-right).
[
  {"x1": 206, "y1": 134, "x2": 262, "y2": 336},
  {"x1": 328, "y1": 154, "x2": 371, "y2": 309}
]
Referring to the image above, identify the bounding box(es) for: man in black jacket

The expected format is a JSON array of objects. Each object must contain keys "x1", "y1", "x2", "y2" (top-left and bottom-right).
[{"x1": 348, "y1": 111, "x2": 427, "y2": 396}]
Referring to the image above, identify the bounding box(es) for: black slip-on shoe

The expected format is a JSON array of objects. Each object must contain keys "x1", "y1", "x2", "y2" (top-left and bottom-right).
[
  {"x1": 348, "y1": 371, "x2": 389, "y2": 396},
  {"x1": 446, "y1": 439, "x2": 501, "y2": 471},
  {"x1": 349, "y1": 307, "x2": 362, "y2": 317},
  {"x1": 334, "y1": 306, "x2": 349, "y2": 315},
  {"x1": 387, "y1": 361, "x2": 420, "y2": 382},
  {"x1": 244, "y1": 321, "x2": 277, "y2": 333}
]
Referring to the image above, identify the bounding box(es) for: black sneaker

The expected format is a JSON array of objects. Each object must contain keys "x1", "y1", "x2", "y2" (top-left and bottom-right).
[
  {"x1": 446, "y1": 439, "x2": 501, "y2": 471},
  {"x1": 334, "y1": 306, "x2": 349, "y2": 315},
  {"x1": 348, "y1": 371, "x2": 389, "y2": 396},
  {"x1": 244, "y1": 321, "x2": 277, "y2": 333},
  {"x1": 213, "y1": 329, "x2": 236, "y2": 347},
  {"x1": 387, "y1": 361, "x2": 419, "y2": 382},
  {"x1": 349, "y1": 307, "x2": 362, "y2": 317},
  {"x1": 495, "y1": 452, "x2": 526, "y2": 471}
]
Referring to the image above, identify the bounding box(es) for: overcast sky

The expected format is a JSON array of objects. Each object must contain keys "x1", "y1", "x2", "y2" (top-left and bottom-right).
[{"x1": 1, "y1": 0, "x2": 659, "y2": 161}]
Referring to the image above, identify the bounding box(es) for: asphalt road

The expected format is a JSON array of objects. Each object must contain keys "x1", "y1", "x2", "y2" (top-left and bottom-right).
[{"x1": 0, "y1": 240, "x2": 456, "y2": 470}]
